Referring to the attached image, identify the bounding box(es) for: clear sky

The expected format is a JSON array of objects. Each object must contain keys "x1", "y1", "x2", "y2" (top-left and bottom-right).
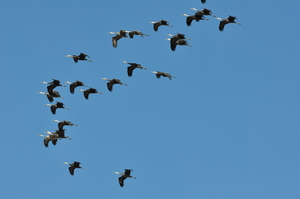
[{"x1": 1, "y1": 0, "x2": 299, "y2": 198}]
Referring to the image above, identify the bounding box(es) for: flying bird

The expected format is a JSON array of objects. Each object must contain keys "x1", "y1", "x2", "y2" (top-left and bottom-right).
[
  {"x1": 42, "y1": 79, "x2": 66, "y2": 96},
  {"x1": 122, "y1": 61, "x2": 147, "y2": 77},
  {"x1": 181, "y1": 13, "x2": 208, "y2": 26},
  {"x1": 65, "y1": 80, "x2": 87, "y2": 94},
  {"x1": 63, "y1": 161, "x2": 86, "y2": 175},
  {"x1": 53, "y1": 120, "x2": 78, "y2": 131},
  {"x1": 216, "y1": 16, "x2": 241, "y2": 31},
  {"x1": 101, "y1": 78, "x2": 127, "y2": 92},
  {"x1": 191, "y1": 8, "x2": 216, "y2": 17},
  {"x1": 151, "y1": 71, "x2": 176, "y2": 80},
  {"x1": 79, "y1": 87, "x2": 102, "y2": 99},
  {"x1": 65, "y1": 53, "x2": 92, "y2": 63},
  {"x1": 166, "y1": 33, "x2": 190, "y2": 51},
  {"x1": 109, "y1": 29, "x2": 129, "y2": 48},
  {"x1": 149, "y1": 20, "x2": 173, "y2": 31},
  {"x1": 38, "y1": 133, "x2": 58, "y2": 147},
  {"x1": 38, "y1": 91, "x2": 64, "y2": 102},
  {"x1": 128, "y1": 30, "x2": 149, "y2": 38},
  {"x1": 45, "y1": 102, "x2": 69, "y2": 114},
  {"x1": 114, "y1": 169, "x2": 137, "y2": 187}
]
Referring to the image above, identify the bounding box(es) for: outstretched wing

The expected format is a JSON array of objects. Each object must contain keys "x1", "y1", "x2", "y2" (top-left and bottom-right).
[
  {"x1": 69, "y1": 166, "x2": 75, "y2": 175},
  {"x1": 69, "y1": 83, "x2": 77, "y2": 94},
  {"x1": 186, "y1": 15, "x2": 195, "y2": 26},
  {"x1": 153, "y1": 23, "x2": 159, "y2": 31},
  {"x1": 43, "y1": 138, "x2": 50, "y2": 147},
  {"x1": 50, "y1": 105, "x2": 56, "y2": 114},
  {"x1": 83, "y1": 90, "x2": 90, "y2": 99},
  {"x1": 219, "y1": 21, "x2": 226, "y2": 31},
  {"x1": 129, "y1": 31, "x2": 134, "y2": 38},
  {"x1": 127, "y1": 66, "x2": 136, "y2": 77},
  {"x1": 118, "y1": 176, "x2": 126, "y2": 187},
  {"x1": 107, "y1": 82, "x2": 114, "y2": 92}
]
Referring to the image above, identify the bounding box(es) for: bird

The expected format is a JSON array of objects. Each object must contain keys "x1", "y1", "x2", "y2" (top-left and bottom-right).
[
  {"x1": 201, "y1": 0, "x2": 206, "y2": 3},
  {"x1": 63, "y1": 161, "x2": 86, "y2": 175},
  {"x1": 101, "y1": 78, "x2": 127, "y2": 92},
  {"x1": 109, "y1": 29, "x2": 129, "y2": 48},
  {"x1": 38, "y1": 91, "x2": 64, "y2": 102},
  {"x1": 53, "y1": 129, "x2": 71, "y2": 139},
  {"x1": 45, "y1": 102, "x2": 70, "y2": 114},
  {"x1": 38, "y1": 133, "x2": 58, "y2": 147},
  {"x1": 190, "y1": 8, "x2": 216, "y2": 17},
  {"x1": 216, "y1": 16, "x2": 241, "y2": 31},
  {"x1": 65, "y1": 80, "x2": 87, "y2": 94},
  {"x1": 42, "y1": 79, "x2": 66, "y2": 96},
  {"x1": 181, "y1": 13, "x2": 208, "y2": 26},
  {"x1": 113, "y1": 169, "x2": 137, "y2": 187},
  {"x1": 128, "y1": 30, "x2": 149, "y2": 38},
  {"x1": 166, "y1": 38, "x2": 192, "y2": 51},
  {"x1": 151, "y1": 71, "x2": 176, "y2": 80},
  {"x1": 149, "y1": 20, "x2": 173, "y2": 31},
  {"x1": 65, "y1": 53, "x2": 92, "y2": 63},
  {"x1": 122, "y1": 61, "x2": 147, "y2": 77},
  {"x1": 79, "y1": 87, "x2": 102, "y2": 99},
  {"x1": 167, "y1": 33, "x2": 190, "y2": 51},
  {"x1": 53, "y1": 120, "x2": 78, "y2": 131}
]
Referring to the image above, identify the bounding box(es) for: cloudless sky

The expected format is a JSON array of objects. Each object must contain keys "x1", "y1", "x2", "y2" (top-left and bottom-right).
[{"x1": 1, "y1": 0, "x2": 299, "y2": 198}]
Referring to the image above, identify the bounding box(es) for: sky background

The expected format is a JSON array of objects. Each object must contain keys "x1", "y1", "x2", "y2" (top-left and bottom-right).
[{"x1": 1, "y1": 0, "x2": 299, "y2": 198}]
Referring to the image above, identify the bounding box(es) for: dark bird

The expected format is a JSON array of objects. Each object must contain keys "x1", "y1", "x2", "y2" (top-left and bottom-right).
[
  {"x1": 53, "y1": 120, "x2": 78, "y2": 131},
  {"x1": 45, "y1": 102, "x2": 70, "y2": 115},
  {"x1": 181, "y1": 13, "x2": 208, "y2": 26},
  {"x1": 39, "y1": 132, "x2": 58, "y2": 147},
  {"x1": 151, "y1": 71, "x2": 176, "y2": 80},
  {"x1": 122, "y1": 61, "x2": 147, "y2": 77},
  {"x1": 101, "y1": 78, "x2": 127, "y2": 92},
  {"x1": 54, "y1": 129, "x2": 71, "y2": 139},
  {"x1": 128, "y1": 30, "x2": 149, "y2": 38},
  {"x1": 65, "y1": 53, "x2": 92, "y2": 63},
  {"x1": 109, "y1": 30, "x2": 129, "y2": 48},
  {"x1": 201, "y1": 0, "x2": 206, "y2": 3},
  {"x1": 114, "y1": 169, "x2": 137, "y2": 187},
  {"x1": 149, "y1": 20, "x2": 173, "y2": 31},
  {"x1": 190, "y1": 8, "x2": 216, "y2": 17},
  {"x1": 63, "y1": 161, "x2": 86, "y2": 175},
  {"x1": 79, "y1": 87, "x2": 102, "y2": 99},
  {"x1": 216, "y1": 16, "x2": 241, "y2": 31},
  {"x1": 42, "y1": 79, "x2": 66, "y2": 96},
  {"x1": 167, "y1": 33, "x2": 190, "y2": 51},
  {"x1": 65, "y1": 80, "x2": 87, "y2": 94},
  {"x1": 38, "y1": 91, "x2": 64, "y2": 102}
]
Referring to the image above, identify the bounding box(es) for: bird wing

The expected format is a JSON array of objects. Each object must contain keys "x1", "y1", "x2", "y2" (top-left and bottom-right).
[
  {"x1": 127, "y1": 66, "x2": 135, "y2": 77},
  {"x1": 69, "y1": 166, "x2": 75, "y2": 175},
  {"x1": 170, "y1": 37, "x2": 178, "y2": 51},
  {"x1": 43, "y1": 138, "x2": 50, "y2": 147},
  {"x1": 186, "y1": 15, "x2": 195, "y2": 26},
  {"x1": 51, "y1": 138, "x2": 57, "y2": 146},
  {"x1": 83, "y1": 90, "x2": 90, "y2": 99},
  {"x1": 112, "y1": 35, "x2": 121, "y2": 48},
  {"x1": 201, "y1": 0, "x2": 206, "y2": 3},
  {"x1": 69, "y1": 83, "x2": 77, "y2": 94},
  {"x1": 153, "y1": 23, "x2": 159, "y2": 31},
  {"x1": 46, "y1": 94, "x2": 54, "y2": 103},
  {"x1": 73, "y1": 56, "x2": 79, "y2": 63},
  {"x1": 58, "y1": 122, "x2": 64, "y2": 131},
  {"x1": 156, "y1": 73, "x2": 162, "y2": 79},
  {"x1": 219, "y1": 21, "x2": 226, "y2": 31},
  {"x1": 107, "y1": 81, "x2": 114, "y2": 92},
  {"x1": 50, "y1": 105, "x2": 56, "y2": 114},
  {"x1": 118, "y1": 176, "x2": 126, "y2": 187},
  {"x1": 129, "y1": 31, "x2": 134, "y2": 38}
]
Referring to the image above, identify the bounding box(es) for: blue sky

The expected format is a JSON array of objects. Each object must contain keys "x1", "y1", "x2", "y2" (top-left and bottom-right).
[{"x1": 1, "y1": 0, "x2": 299, "y2": 198}]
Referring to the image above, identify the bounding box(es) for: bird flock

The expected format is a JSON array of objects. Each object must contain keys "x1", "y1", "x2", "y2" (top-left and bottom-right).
[{"x1": 38, "y1": 0, "x2": 241, "y2": 187}]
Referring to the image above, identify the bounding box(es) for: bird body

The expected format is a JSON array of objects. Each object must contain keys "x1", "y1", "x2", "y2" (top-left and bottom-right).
[
  {"x1": 128, "y1": 31, "x2": 149, "y2": 38},
  {"x1": 65, "y1": 80, "x2": 86, "y2": 94},
  {"x1": 122, "y1": 61, "x2": 147, "y2": 77},
  {"x1": 39, "y1": 133, "x2": 58, "y2": 147},
  {"x1": 114, "y1": 169, "x2": 136, "y2": 187},
  {"x1": 53, "y1": 120, "x2": 78, "y2": 131},
  {"x1": 65, "y1": 53, "x2": 92, "y2": 63},
  {"x1": 151, "y1": 71, "x2": 176, "y2": 80},
  {"x1": 38, "y1": 91, "x2": 64, "y2": 102},
  {"x1": 79, "y1": 87, "x2": 102, "y2": 99},
  {"x1": 109, "y1": 30, "x2": 129, "y2": 48},
  {"x1": 101, "y1": 78, "x2": 127, "y2": 92},
  {"x1": 45, "y1": 102, "x2": 69, "y2": 114},
  {"x1": 149, "y1": 20, "x2": 172, "y2": 31},
  {"x1": 216, "y1": 16, "x2": 241, "y2": 31},
  {"x1": 63, "y1": 161, "x2": 85, "y2": 175}
]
